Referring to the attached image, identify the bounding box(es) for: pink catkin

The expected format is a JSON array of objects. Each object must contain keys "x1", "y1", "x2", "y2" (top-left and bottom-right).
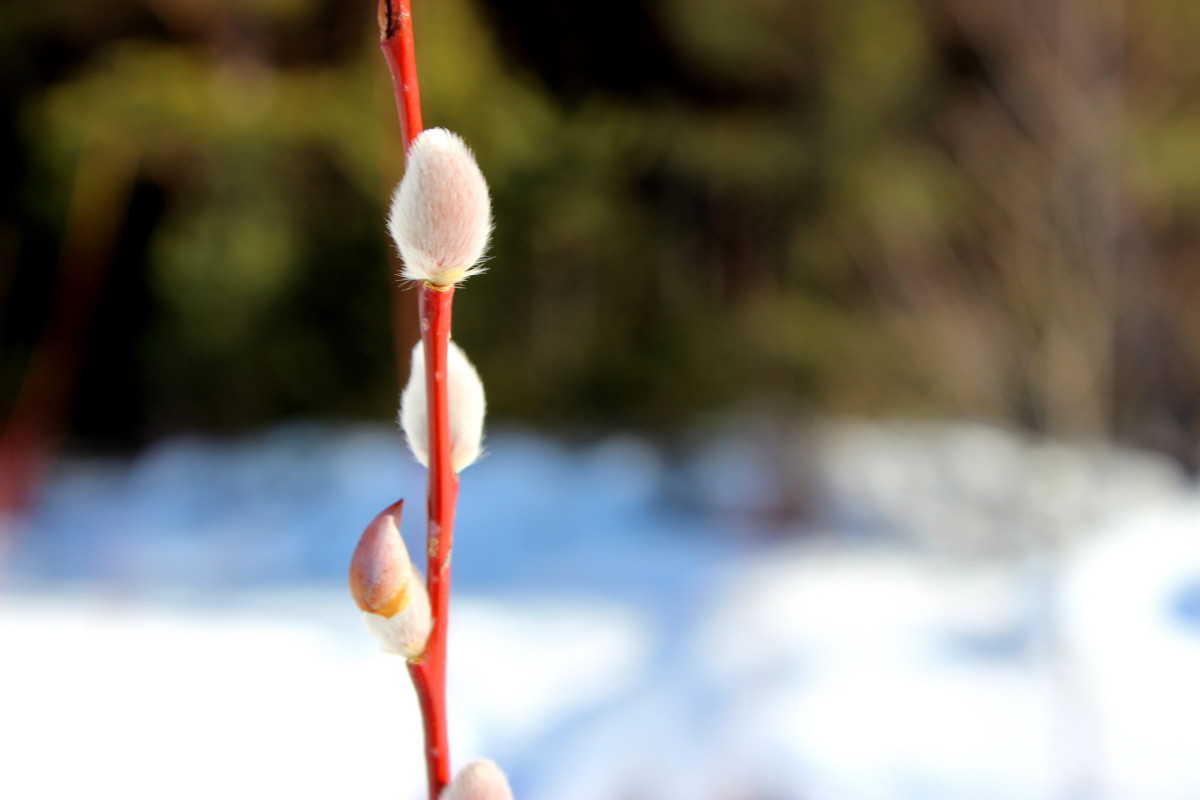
[
  {"x1": 440, "y1": 760, "x2": 514, "y2": 800},
  {"x1": 399, "y1": 340, "x2": 486, "y2": 473},
  {"x1": 388, "y1": 128, "x2": 492, "y2": 286}
]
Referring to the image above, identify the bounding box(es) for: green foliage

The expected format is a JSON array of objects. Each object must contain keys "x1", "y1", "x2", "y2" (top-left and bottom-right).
[{"x1": 7, "y1": 0, "x2": 1200, "y2": 450}]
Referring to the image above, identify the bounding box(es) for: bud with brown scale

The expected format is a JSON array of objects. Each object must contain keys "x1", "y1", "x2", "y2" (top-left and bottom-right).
[{"x1": 349, "y1": 500, "x2": 432, "y2": 659}]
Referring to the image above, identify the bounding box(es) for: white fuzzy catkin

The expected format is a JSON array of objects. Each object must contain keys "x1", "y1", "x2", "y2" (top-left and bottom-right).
[
  {"x1": 400, "y1": 340, "x2": 486, "y2": 473},
  {"x1": 388, "y1": 128, "x2": 492, "y2": 286},
  {"x1": 440, "y1": 760, "x2": 514, "y2": 800},
  {"x1": 349, "y1": 504, "x2": 432, "y2": 659},
  {"x1": 361, "y1": 599, "x2": 431, "y2": 659}
]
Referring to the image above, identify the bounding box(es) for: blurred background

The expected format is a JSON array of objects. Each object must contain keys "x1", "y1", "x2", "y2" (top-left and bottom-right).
[{"x1": 4, "y1": 0, "x2": 1200, "y2": 797}]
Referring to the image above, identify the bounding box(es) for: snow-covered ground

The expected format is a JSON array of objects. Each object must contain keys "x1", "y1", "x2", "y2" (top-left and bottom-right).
[{"x1": 3, "y1": 421, "x2": 1200, "y2": 800}]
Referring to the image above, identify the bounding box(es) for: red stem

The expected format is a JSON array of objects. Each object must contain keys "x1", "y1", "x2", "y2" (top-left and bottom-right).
[
  {"x1": 379, "y1": 0, "x2": 423, "y2": 150},
  {"x1": 378, "y1": 5, "x2": 458, "y2": 797},
  {"x1": 406, "y1": 285, "x2": 458, "y2": 800},
  {"x1": 1, "y1": 140, "x2": 131, "y2": 537}
]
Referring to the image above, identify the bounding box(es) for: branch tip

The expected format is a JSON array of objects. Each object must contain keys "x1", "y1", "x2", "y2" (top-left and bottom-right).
[{"x1": 378, "y1": 0, "x2": 406, "y2": 40}]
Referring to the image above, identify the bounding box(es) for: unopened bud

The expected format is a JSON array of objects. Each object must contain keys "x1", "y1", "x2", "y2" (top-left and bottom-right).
[
  {"x1": 349, "y1": 500, "x2": 431, "y2": 659},
  {"x1": 388, "y1": 128, "x2": 492, "y2": 287},
  {"x1": 400, "y1": 340, "x2": 486, "y2": 473},
  {"x1": 441, "y1": 759, "x2": 514, "y2": 800}
]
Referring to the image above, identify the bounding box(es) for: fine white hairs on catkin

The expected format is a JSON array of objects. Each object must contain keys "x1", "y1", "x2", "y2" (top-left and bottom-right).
[
  {"x1": 440, "y1": 760, "x2": 514, "y2": 800},
  {"x1": 388, "y1": 128, "x2": 492, "y2": 286},
  {"x1": 400, "y1": 340, "x2": 486, "y2": 473},
  {"x1": 349, "y1": 501, "x2": 432, "y2": 659}
]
